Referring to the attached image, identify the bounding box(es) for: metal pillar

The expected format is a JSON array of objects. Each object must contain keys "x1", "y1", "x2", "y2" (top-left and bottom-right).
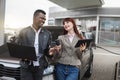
[{"x1": 0, "y1": 0, "x2": 5, "y2": 45}]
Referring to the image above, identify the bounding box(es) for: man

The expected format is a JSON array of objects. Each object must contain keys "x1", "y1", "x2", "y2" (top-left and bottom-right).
[{"x1": 16, "y1": 9, "x2": 52, "y2": 80}]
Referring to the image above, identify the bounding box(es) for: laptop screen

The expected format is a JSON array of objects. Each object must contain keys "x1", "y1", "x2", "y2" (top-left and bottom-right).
[{"x1": 7, "y1": 43, "x2": 37, "y2": 61}]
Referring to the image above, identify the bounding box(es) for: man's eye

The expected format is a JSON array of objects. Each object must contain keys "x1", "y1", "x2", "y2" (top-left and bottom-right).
[{"x1": 40, "y1": 17, "x2": 46, "y2": 20}]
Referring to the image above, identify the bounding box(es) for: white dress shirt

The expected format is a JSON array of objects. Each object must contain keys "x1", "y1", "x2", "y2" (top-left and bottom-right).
[
  {"x1": 67, "y1": 33, "x2": 75, "y2": 43},
  {"x1": 31, "y1": 25, "x2": 42, "y2": 66}
]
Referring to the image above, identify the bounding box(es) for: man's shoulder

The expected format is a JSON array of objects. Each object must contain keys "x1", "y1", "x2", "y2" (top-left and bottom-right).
[
  {"x1": 22, "y1": 26, "x2": 31, "y2": 30},
  {"x1": 42, "y1": 28, "x2": 51, "y2": 34},
  {"x1": 20, "y1": 26, "x2": 31, "y2": 32},
  {"x1": 18, "y1": 26, "x2": 32, "y2": 35}
]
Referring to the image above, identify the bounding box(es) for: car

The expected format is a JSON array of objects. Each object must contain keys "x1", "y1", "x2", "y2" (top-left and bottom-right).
[{"x1": 0, "y1": 26, "x2": 93, "y2": 80}]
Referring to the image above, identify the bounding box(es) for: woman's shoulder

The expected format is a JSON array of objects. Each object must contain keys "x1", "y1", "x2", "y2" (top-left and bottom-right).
[{"x1": 58, "y1": 35, "x2": 65, "y2": 39}]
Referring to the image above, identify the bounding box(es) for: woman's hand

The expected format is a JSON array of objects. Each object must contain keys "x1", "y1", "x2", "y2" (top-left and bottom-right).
[
  {"x1": 49, "y1": 45, "x2": 61, "y2": 55},
  {"x1": 54, "y1": 45, "x2": 61, "y2": 52},
  {"x1": 80, "y1": 43, "x2": 86, "y2": 52}
]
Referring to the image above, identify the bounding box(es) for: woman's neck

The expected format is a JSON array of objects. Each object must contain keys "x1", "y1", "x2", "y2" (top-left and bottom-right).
[{"x1": 68, "y1": 30, "x2": 75, "y2": 35}]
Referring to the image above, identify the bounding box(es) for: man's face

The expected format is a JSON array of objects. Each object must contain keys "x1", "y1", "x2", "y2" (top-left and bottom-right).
[{"x1": 34, "y1": 12, "x2": 46, "y2": 27}]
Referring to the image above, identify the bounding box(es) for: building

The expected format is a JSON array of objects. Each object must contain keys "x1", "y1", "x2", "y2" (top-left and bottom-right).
[
  {"x1": 0, "y1": 0, "x2": 120, "y2": 46},
  {"x1": 48, "y1": 7, "x2": 120, "y2": 46}
]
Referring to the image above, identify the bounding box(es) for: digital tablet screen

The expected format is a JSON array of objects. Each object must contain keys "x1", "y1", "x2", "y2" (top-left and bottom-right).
[{"x1": 75, "y1": 39, "x2": 93, "y2": 48}]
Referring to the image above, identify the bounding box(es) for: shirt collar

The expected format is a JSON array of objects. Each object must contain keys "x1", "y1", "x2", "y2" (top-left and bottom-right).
[
  {"x1": 31, "y1": 25, "x2": 41, "y2": 33},
  {"x1": 67, "y1": 33, "x2": 75, "y2": 37}
]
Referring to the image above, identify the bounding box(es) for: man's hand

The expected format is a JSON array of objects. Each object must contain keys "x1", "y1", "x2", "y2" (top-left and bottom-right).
[{"x1": 49, "y1": 47, "x2": 55, "y2": 55}]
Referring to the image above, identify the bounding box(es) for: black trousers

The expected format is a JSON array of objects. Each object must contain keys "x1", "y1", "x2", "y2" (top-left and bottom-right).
[{"x1": 20, "y1": 64, "x2": 44, "y2": 80}]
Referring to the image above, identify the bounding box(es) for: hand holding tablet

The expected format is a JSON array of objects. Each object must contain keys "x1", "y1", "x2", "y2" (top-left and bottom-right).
[{"x1": 75, "y1": 39, "x2": 93, "y2": 48}]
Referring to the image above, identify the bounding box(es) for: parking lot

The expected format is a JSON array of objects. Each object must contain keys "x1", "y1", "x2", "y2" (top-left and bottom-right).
[
  {"x1": 0, "y1": 46, "x2": 120, "y2": 80},
  {"x1": 82, "y1": 46, "x2": 120, "y2": 80}
]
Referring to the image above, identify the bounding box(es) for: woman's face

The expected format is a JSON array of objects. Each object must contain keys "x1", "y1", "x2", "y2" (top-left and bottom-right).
[{"x1": 63, "y1": 21, "x2": 74, "y2": 32}]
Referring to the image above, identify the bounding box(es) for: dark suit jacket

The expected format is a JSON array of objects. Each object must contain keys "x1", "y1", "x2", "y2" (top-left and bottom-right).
[
  {"x1": 16, "y1": 26, "x2": 52, "y2": 68},
  {"x1": 16, "y1": 26, "x2": 52, "y2": 56}
]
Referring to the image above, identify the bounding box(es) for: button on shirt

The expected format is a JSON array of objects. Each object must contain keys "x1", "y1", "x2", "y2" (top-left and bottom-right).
[{"x1": 31, "y1": 26, "x2": 42, "y2": 66}]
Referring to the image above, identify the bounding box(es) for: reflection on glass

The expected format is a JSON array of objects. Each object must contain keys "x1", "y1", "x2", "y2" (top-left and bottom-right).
[{"x1": 99, "y1": 17, "x2": 120, "y2": 45}]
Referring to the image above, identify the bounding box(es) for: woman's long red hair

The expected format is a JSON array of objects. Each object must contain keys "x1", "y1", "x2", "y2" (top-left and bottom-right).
[{"x1": 63, "y1": 18, "x2": 84, "y2": 39}]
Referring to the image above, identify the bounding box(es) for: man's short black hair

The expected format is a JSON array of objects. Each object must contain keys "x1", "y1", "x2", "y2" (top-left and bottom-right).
[{"x1": 33, "y1": 9, "x2": 46, "y2": 16}]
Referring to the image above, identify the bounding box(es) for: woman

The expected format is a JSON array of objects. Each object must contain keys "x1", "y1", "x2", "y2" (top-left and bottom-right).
[{"x1": 49, "y1": 18, "x2": 86, "y2": 80}]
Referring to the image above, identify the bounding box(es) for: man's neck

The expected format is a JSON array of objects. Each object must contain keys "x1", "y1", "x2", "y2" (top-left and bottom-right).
[{"x1": 32, "y1": 25, "x2": 41, "y2": 32}]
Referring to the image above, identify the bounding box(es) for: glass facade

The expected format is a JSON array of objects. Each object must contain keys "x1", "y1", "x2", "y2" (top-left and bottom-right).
[
  {"x1": 49, "y1": 16, "x2": 120, "y2": 46},
  {"x1": 75, "y1": 17, "x2": 97, "y2": 32},
  {"x1": 74, "y1": 17, "x2": 120, "y2": 46},
  {"x1": 99, "y1": 17, "x2": 120, "y2": 45}
]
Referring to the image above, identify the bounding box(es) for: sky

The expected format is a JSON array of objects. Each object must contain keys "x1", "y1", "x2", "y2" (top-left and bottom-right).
[
  {"x1": 5, "y1": 0, "x2": 59, "y2": 29},
  {"x1": 5, "y1": 0, "x2": 120, "y2": 29}
]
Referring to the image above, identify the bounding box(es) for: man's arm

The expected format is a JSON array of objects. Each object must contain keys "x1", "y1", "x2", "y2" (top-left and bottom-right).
[{"x1": 44, "y1": 32, "x2": 53, "y2": 58}]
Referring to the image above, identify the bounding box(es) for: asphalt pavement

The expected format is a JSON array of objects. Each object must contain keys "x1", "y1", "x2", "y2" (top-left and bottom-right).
[{"x1": 82, "y1": 45, "x2": 120, "y2": 80}]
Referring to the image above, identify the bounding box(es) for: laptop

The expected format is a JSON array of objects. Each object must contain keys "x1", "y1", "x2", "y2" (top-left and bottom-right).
[{"x1": 7, "y1": 43, "x2": 37, "y2": 61}]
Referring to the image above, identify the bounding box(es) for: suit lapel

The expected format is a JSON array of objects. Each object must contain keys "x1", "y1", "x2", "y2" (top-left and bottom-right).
[
  {"x1": 64, "y1": 35, "x2": 71, "y2": 46},
  {"x1": 63, "y1": 34, "x2": 79, "y2": 47},
  {"x1": 39, "y1": 29, "x2": 44, "y2": 49},
  {"x1": 72, "y1": 35, "x2": 79, "y2": 47}
]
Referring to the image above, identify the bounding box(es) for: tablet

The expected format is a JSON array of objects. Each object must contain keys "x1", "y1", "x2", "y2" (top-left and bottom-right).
[{"x1": 75, "y1": 39, "x2": 93, "y2": 48}]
